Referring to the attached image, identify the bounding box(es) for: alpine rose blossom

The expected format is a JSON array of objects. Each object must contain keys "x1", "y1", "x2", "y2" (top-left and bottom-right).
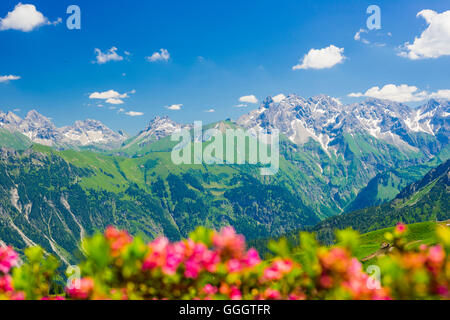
[{"x1": 0, "y1": 246, "x2": 19, "y2": 274}]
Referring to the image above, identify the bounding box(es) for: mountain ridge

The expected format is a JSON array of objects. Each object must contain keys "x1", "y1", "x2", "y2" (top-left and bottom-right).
[
  {"x1": 312, "y1": 160, "x2": 450, "y2": 244},
  {"x1": 0, "y1": 110, "x2": 127, "y2": 150}
]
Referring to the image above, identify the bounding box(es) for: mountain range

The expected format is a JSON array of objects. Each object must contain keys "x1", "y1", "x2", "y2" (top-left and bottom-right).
[
  {"x1": 0, "y1": 94, "x2": 448, "y2": 263},
  {"x1": 238, "y1": 95, "x2": 448, "y2": 156},
  {"x1": 0, "y1": 110, "x2": 128, "y2": 149},
  {"x1": 2, "y1": 95, "x2": 448, "y2": 156}
]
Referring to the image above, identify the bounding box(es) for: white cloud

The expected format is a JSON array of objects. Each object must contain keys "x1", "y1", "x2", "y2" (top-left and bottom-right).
[
  {"x1": 348, "y1": 92, "x2": 363, "y2": 98},
  {"x1": 125, "y1": 111, "x2": 144, "y2": 117},
  {"x1": 239, "y1": 95, "x2": 258, "y2": 104},
  {"x1": 0, "y1": 3, "x2": 59, "y2": 32},
  {"x1": 272, "y1": 94, "x2": 286, "y2": 103},
  {"x1": 430, "y1": 89, "x2": 450, "y2": 100},
  {"x1": 233, "y1": 104, "x2": 248, "y2": 108},
  {"x1": 106, "y1": 98, "x2": 124, "y2": 105},
  {"x1": 0, "y1": 75, "x2": 20, "y2": 83},
  {"x1": 94, "y1": 47, "x2": 124, "y2": 64},
  {"x1": 354, "y1": 28, "x2": 370, "y2": 44},
  {"x1": 348, "y1": 84, "x2": 429, "y2": 103},
  {"x1": 166, "y1": 104, "x2": 182, "y2": 110},
  {"x1": 89, "y1": 90, "x2": 128, "y2": 100},
  {"x1": 204, "y1": 109, "x2": 215, "y2": 113},
  {"x1": 89, "y1": 89, "x2": 134, "y2": 105},
  {"x1": 399, "y1": 10, "x2": 450, "y2": 59},
  {"x1": 147, "y1": 49, "x2": 170, "y2": 62},
  {"x1": 117, "y1": 108, "x2": 125, "y2": 114},
  {"x1": 293, "y1": 45, "x2": 346, "y2": 70}
]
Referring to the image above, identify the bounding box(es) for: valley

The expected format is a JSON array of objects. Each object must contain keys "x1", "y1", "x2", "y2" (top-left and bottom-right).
[{"x1": 0, "y1": 94, "x2": 448, "y2": 263}]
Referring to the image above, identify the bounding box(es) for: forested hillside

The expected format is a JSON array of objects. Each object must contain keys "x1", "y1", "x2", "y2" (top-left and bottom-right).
[{"x1": 313, "y1": 160, "x2": 450, "y2": 244}]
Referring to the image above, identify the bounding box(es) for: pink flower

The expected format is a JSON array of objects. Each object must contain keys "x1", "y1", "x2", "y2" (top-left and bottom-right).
[
  {"x1": 264, "y1": 288, "x2": 281, "y2": 300},
  {"x1": 230, "y1": 286, "x2": 242, "y2": 300},
  {"x1": 184, "y1": 258, "x2": 201, "y2": 278},
  {"x1": 105, "y1": 227, "x2": 132, "y2": 256},
  {"x1": 66, "y1": 278, "x2": 94, "y2": 299},
  {"x1": 227, "y1": 259, "x2": 242, "y2": 273},
  {"x1": 263, "y1": 267, "x2": 282, "y2": 281},
  {"x1": 243, "y1": 248, "x2": 261, "y2": 268},
  {"x1": 0, "y1": 275, "x2": 13, "y2": 292},
  {"x1": 288, "y1": 293, "x2": 306, "y2": 300},
  {"x1": 348, "y1": 258, "x2": 362, "y2": 275},
  {"x1": 10, "y1": 292, "x2": 25, "y2": 300},
  {"x1": 395, "y1": 223, "x2": 407, "y2": 235},
  {"x1": 201, "y1": 250, "x2": 220, "y2": 273},
  {"x1": 213, "y1": 227, "x2": 246, "y2": 258},
  {"x1": 262, "y1": 259, "x2": 294, "y2": 282},
  {"x1": 163, "y1": 242, "x2": 185, "y2": 275},
  {"x1": 0, "y1": 246, "x2": 19, "y2": 274},
  {"x1": 319, "y1": 274, "x2": 334, "y2": 289},
  {"x1": 436, "y1": 285, "x2": 449, "y2": 297},
  {"x1": 143, "y1": 237, "x2": 170, "y2": 271},
  {"x1": 428, "y1": 245, "x2": 445, "y2": 265},
  {"x1": 202, "y1": 284, "x2": 218, "y2": 296}
]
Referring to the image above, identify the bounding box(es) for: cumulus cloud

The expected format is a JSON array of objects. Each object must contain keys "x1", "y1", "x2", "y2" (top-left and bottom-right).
[
  {"x1": 430, "y1": 89, "x2": 450, "y2": 100},
  {"x1": 94, "y1": 47, "x2": 124, "y2": 64},
  {"x1": 399, "y1": 10, "x2": 450, "y2": 59},
  {"x1": 233, "y1": 104, "x2": 248, "y2": 108},
  {"x1": 106, "y1": 98, "x2": 124, "y2": 105},
  {"x1": 0, "y1": 3, "x2": 60, "y2": 32},
  {"x1": 204, "y1": 109, "x2": 215, "y2": 113},
  {"x1": 348, "y1": 84, "x2": 429, "y2": 103},
  {"x1": 239, "y1": 95, "x2": 258, "y2": 104},
  {"x1": 0, "y1": 75, "x2": 21, "y2": 83},
  {"x1": 272, "y1": 94, "x2": 286, "y2": 103},
  {"x1": 166, "y1": 104, "x2": 182, "y2": 110},
  {"x1": 125, "y1": 111, "x2": 144, "y2": 117},
  {"x1": 89, "y1": 89, "x2": 134, "y2": 105},
  {"x1": 293, "y1": 45, "x2": 346, "y2": 70},
  {"x1": 89, "y1": 90, "x2": 128, "y2": 100},
  {"x1": 147, "y1": 49, "x2": 170, "y2": 62}
]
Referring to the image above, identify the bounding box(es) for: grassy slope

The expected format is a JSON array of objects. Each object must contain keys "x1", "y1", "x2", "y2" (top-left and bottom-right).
[
  {"x1": 355, "y1": 221, "x2": 439, "y2": 261},
  {"x1": 0, "y1": 128, "x2": 32, "y2": 150}
]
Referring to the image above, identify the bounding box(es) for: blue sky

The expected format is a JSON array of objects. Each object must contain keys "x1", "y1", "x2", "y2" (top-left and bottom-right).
[{"x1": 0, "y1": 0, "x2": 449, "y2": 134}]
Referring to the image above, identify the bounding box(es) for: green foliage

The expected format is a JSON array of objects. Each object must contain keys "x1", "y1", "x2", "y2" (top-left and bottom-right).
[
  {"x1": 2, "y1": 224, "x2": 449, "y2": 300},
  {"x1": 313, "y1": 160, "x2": 450, "y2": 245},
  {"x1": 12, "y1": 247, "x2": 60, "y2": 299}
]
